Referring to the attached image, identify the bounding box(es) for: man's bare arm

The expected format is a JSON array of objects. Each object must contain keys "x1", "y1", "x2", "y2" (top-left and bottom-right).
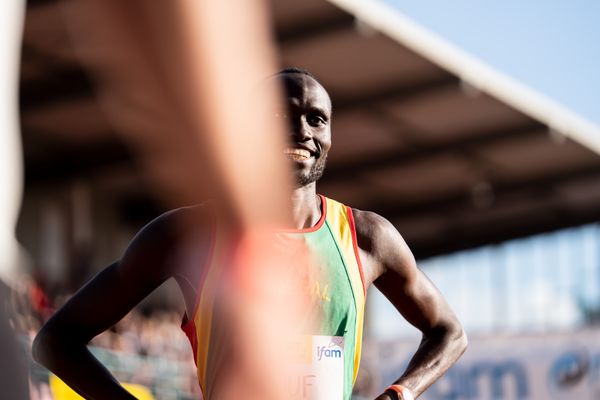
[
  {"x1": 32, "y1": 208, "x2": 200, "y2": 399},
  {"x1": 354, "y1": 210, "x2": 467, "y2": 399}
]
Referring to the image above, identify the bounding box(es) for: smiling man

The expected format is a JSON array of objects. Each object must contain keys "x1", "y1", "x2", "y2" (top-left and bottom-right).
[{"x1": 33, "y1": 68, "x2": 466, "y2": 400}]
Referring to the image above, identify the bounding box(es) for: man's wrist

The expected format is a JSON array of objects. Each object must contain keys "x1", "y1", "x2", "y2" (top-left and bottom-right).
[{"x1": 385, "y1": 384, "x2": 415, "y2": 400}]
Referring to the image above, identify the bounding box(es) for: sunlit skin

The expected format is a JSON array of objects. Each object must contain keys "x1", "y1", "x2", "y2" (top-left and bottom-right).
[
  {"x1": 33, "y1": 71, "x2": 466, "y2": 400},
  {"x1": 278, "y1": 73, "x2": 331, "y2": 187}
]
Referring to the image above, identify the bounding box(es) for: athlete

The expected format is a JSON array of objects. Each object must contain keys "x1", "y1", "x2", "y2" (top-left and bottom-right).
[{"x1": 33, "y1": 68, "x2": 467, "y2": 400}]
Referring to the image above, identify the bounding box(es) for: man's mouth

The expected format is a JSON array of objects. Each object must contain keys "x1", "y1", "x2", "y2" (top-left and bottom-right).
[{"x1": 284, "y1": 147, "x2": 312, "y2": 161}]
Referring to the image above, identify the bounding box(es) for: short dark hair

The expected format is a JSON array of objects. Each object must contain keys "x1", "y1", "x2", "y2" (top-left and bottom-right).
[
  {"x1": 276, "y1": 67, "x2": 317, "y2": 80},
  {"x1": 274, "y1": 67, "x2": 331, "y2": 114}
]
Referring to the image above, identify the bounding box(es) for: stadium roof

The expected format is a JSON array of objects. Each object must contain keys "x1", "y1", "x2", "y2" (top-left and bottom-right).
[{"x1": 20, "y1": 0, "x2": 600, "y2": 258}]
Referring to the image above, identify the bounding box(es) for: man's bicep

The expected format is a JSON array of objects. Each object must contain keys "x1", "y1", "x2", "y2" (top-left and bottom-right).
[
  {"x1": 46, "y1": 259, "x2": 169, "y2": 342},
  {"x1": 43, "y1": 214, "x2": 176, "y2": 342},
  {"x1": 375, "y1": 267, "x2": 453, "y2": 333},
  {"x1": 372, "y1": 222, "x2": 457, "y2": 333}
]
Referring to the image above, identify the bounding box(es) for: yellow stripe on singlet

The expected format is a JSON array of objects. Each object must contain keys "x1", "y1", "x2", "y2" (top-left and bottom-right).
[
  {"x1": 325, "y1": 198, "x2": 366, "y2": 384},
  {"x1": 193, "y1": 225, "x2": 227, "y2": 391}
]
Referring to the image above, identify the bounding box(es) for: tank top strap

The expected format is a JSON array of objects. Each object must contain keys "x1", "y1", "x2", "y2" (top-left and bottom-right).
[{"x1": 322, "y1": 196, "x2": 367, "y2": 384}]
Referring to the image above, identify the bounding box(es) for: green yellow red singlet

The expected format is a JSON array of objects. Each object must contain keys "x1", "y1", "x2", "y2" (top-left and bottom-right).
[{"x1": 182, "y1": 195, "x2": 366, "y2": 399}]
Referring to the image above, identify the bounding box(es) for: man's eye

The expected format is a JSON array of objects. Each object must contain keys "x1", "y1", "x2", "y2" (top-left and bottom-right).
[{"x1": 308, "y1": 114, "x2": 325, "y2": 126}]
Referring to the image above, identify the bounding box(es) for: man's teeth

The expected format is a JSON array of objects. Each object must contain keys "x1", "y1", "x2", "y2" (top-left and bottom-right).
[{"x1": 284, "y1": 148, "x2": 311, "y2": 159}]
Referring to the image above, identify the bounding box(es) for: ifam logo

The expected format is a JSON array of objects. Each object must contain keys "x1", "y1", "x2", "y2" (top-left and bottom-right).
[{"x1": 317, "y1": 345, "x2": 342, "y2": 360}]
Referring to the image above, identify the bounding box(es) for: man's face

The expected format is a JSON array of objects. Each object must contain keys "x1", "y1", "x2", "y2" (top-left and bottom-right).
[{"x1": 276, "y1": 73, "x2": 332, "y2": 187}]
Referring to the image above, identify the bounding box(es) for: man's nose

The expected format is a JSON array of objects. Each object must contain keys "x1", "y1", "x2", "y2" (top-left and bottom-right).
[{"x1": 292, "y1": 118, "x2": 312, "y2": 141}]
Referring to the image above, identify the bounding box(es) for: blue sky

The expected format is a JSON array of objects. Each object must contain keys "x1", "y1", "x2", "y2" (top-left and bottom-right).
[{"x1": 381, "y1": 0, "x2": 600, "y2": 127}]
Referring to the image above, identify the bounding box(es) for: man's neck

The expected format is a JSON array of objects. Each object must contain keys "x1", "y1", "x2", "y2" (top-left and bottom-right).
[{"x1": 290, "y1": 182, "x2": 321, "y2": 230}]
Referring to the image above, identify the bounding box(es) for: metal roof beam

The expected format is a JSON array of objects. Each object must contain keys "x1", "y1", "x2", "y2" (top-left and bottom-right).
[
  {"x1": 275, "y1": 13, "x2": 355, "y2": 45},
  {"x1": 376, "y1": 163, "x2": 600, "y2": 220},
  {"x1": 410, "y1": 201, "x2": 600, "y2": 259},
  {"x1": 25, "y1": 140, "x2": 131, "y2": 185},
  {"x1": 334, "y1": 75, "x2": 458, "y2": 111},
  {"x1": 20, "y1": 66, "x2": 94, "y2": 111},
  {"x1": 322, "y1": 121, "x2": 546, "y2": 182},
  {"x1": 26, "y1": 0, "x2": 56, "y2": 7}
]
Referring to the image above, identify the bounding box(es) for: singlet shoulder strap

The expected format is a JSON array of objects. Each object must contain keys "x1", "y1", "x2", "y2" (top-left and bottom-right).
[
  {"x1": 323, "y1": 196, "x2": 366, "y2": 296},
  {"x1": 322, "y1": 196, "x2": 367, "y2": 384}
]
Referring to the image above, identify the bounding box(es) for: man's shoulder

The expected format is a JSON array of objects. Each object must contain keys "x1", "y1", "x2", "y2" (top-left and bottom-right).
[
  {"x1": 322, "y1": 196, "x2": 390, "y2": 229},
  {"x1": 121, "y1": 202, "x2": 215, "y2": 276},
  {"x1": 132, "y1": 202, "x2": 214, "y2": 247},
  {"x1": 349, "y1": 207, "x2": 398, "y2": 243},
  {"x1": 345, "y1": 206, "x2": 413, "y2": 283},
  {"x1": 156, "y1": 202, "x2": 213, "y2": 225},
  {"x1": 319, "y1": 196, "x2": 400, "y2": 244}
]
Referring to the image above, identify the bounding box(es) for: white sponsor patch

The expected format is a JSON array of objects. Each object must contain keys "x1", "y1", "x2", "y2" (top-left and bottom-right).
[{"x1": 286, "y1": 335, "x2": 345, "y2": 400}]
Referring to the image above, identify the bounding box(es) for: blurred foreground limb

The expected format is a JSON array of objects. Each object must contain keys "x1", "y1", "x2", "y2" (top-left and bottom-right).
[
  {"x1": 59, "y1": 0, "x2": 293, "y2": 229},
  {"x1": 37, "y1": 1, "x2": 309, "y2": 399},
  {"x1": 0, "y1": 0, "x2": 31, "y2": 398}
]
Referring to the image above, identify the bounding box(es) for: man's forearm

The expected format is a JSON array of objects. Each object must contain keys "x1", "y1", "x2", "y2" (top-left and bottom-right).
[
  {"x1": 33, "y1": 333, "x2": 136, "y2": 400},
  {"x1": 380, "y1": 326, "x2": 467, "y2": 399}
]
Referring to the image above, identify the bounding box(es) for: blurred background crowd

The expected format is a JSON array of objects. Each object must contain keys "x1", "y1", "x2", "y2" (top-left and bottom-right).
[{"x1": 11, "y1": 275, "x2": 200, "y2": 399}]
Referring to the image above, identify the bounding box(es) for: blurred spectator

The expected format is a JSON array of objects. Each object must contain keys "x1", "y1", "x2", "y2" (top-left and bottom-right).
[{"x1": 12, "y1": 276, "x2": 200, "y2": 398}]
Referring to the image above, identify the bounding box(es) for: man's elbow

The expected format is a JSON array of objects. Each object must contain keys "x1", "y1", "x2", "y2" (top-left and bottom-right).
[
  {"x1": 431, "y1": 319, "x2": 467, "y2": 358},
  {"x1": 454, "y1": 326, "x2": 468, "y2": 357},
  {"x1": 32, "y1": 328, "x2": 50, "y2": 366},
  {"x1": 446, "y1": 319, "x2": 468, "y2": 358},
  {"x1": 32, "y1": 326, "x2": 63, "y2": 369}
]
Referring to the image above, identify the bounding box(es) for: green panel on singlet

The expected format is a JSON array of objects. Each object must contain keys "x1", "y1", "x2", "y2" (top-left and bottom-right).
[
  {"x1": 183, "y1": 196, "x2": 366, "y2": 400},
  {"x1": 284, "y1": 220, "x2": 358, "y2": 399}
]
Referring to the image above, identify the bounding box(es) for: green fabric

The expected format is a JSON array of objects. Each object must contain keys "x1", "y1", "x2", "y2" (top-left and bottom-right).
[{"x1": 283, "y1": 220, "x2": 358, "y2": 399}]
